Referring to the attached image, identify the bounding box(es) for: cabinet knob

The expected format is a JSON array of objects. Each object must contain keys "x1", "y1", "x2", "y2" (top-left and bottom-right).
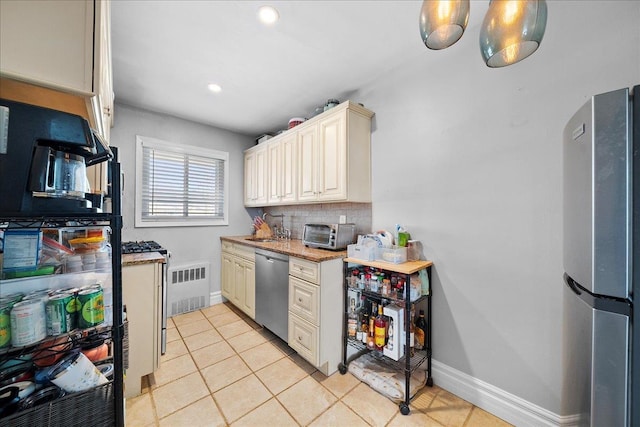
[{"x1": 298, "y1": 297, "x2": 303, "y2": 302}]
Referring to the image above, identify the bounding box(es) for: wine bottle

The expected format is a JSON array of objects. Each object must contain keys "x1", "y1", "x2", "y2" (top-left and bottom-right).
[
  {"x1": 347, "y1": 299, "x2": 357, "y2": 340},
  {"x1": 374, "y1": 304, "x2": 386, "y2": 351},
  {"x1": 415, "y1": 309, "x2": 427, "y2": 351},
  {"x1": 367, "y1": 302, "x2": 376, "y2": 349}
]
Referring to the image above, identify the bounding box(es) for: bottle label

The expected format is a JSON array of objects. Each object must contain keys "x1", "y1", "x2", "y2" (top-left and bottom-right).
[
  {"x1": 374, "y1": 325, "x2": 386, "y2": 348},
  {"x1": 416, "y1": 329, "x2": 425, "y2": 349}
]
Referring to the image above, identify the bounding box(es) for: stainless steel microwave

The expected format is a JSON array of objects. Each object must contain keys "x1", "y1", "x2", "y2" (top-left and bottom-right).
[{"x1": 302, "y1": 223, "x2": 356, "y2": 250}]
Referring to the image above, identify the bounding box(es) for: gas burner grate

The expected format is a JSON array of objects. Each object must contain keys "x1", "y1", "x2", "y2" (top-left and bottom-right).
[{"x1": 121, "y1": 240, "x2": 167, "y2": 255}]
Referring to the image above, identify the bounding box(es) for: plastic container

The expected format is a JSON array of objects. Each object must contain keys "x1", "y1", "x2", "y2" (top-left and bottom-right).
[
  {"x1": 69, "y1": 237, "x2": 107, "y2": 253},
  {"x1": 347, "y1": 244, "x2": 376, "y2": 261},
  {"x1": 376, "y1": 246, "x2": 407, "y2": 264}
]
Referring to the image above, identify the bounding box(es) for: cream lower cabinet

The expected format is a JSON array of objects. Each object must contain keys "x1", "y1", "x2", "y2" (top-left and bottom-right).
[
  {"x1": 288, "y1": 256, "x2": 343, "y2": 375},
  {"x1": 221, "y1": 241, "x2": 256, "y2": 318},
  {"x1": 122, "y1": 260, "x2": 163, "y2": 398}
]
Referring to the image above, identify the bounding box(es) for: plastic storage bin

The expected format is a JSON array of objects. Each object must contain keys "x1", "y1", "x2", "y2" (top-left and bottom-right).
[
  {"x1": 376, "y1": 246, "x2": 407, "y2": 264},
  {"x1": 347, "y1": 244, "x2": 376, "y2": 261}
]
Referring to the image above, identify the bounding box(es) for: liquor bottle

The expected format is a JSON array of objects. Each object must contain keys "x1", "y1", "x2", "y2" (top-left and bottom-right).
[
  {"x1": 415, "y1": 309, "x2": 427, "y2": 351},
  {"x1": 409, "y1": 309, "x2": 416, "y2": 357},
  {"x1": 374, "y1": 304, "x2": 386, "y2": 351},
  {"x1": 347, "y1": 299, "x2": 357, "y2": 340},
  {"x1": 367, "y1": 302, "x2": 376, "y2": 350},
  {"x1": 361, "y1": 313, "x2": 369, "y2": 344},
  {"x1": 386, "y1": 318, "x2": 394, "y2": 351}
]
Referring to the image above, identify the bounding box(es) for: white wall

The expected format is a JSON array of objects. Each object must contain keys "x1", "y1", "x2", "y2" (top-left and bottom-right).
[
  {"x1": 109, "y1": 103, "x2": 255, "y2": 293},
  {"x1": 351, "y1": 1, "x2": 639, "y2": 416}
]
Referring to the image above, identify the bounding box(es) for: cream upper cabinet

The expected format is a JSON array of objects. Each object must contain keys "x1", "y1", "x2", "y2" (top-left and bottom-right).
[
  {"x1": 244, "y1": 144, "x2": 268, "y2": 206},
  {"x1": 267, "y1": 132, "x2": 298, "y2": 205},
  {"x1": 0, "y1": 0, "x2": 114, "y2": 143},
  {"x1": 298, "y1": 112, "x2": 348, "y2": 202},
  {"x1": 297, "y1": 123, "x2": 319, "y2": 202},
  {"x1": 298, "y1": 103, "x2": 373, "y2": 203},
  {"x1": 245, "y1": 101, "x2": 373, "y2": 207}
]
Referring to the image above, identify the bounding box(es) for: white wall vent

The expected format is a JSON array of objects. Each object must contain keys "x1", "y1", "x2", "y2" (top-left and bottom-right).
[{"x1": 167, "y1": 262, "x2": 210, "y2": 317}]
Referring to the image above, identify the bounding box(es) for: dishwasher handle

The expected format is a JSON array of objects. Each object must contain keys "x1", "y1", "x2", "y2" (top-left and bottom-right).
[{"x1": 255, "y1": 248, "x2": 289, "y2": 263}]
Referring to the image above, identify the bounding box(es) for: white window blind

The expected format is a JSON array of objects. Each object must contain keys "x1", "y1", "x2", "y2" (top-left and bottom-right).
[{"x1": 135, "y1": 136, "x2": 229, "y2": 227}]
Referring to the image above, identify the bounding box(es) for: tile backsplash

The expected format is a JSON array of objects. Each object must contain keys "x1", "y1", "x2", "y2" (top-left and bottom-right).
[{"x1": 263, "y1": 203, "x2": 372, "y2": 239}]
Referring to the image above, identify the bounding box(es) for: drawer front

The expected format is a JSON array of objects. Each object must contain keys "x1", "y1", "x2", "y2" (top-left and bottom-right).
[
  {"x1": 289, "y1": 257, "x2": 319, "y2": 284},
  {"x1": 233, "y1": 243, "x2": 255, "y2": 261},
  {"x1": 221, "y1": 240, "x2": 234, "y2": 253},
  {"x1": 288, "y1": 313, "x2": 319, "y2": 366},
  {"x1": 289, "y1": 276, "x2": 319, "y2": 325}
]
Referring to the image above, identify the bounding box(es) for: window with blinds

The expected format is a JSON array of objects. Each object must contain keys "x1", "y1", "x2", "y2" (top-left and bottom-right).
[{"x1": 135, "y1": 135, "x2": 229, "y2": 227}]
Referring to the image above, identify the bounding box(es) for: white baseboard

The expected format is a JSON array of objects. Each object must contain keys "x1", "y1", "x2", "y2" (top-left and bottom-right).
[
  {"x1": 209, "y1": 291, "x2": 224, "y2": 306},
  {"x1": 432, "y1": 359, "x2": 578, "y2": 427}
]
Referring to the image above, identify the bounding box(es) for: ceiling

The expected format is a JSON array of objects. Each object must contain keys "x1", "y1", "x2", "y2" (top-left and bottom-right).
[{"x1": 111, "y1": 1, "x2": 488, "y2": 137}]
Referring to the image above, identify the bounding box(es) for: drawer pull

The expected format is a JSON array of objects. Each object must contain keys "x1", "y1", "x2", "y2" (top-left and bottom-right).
[{"x1": 298, "y1": 297, "x2": 303, "y2": 302}]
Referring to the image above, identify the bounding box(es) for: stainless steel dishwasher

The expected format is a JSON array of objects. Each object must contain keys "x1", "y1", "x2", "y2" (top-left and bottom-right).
[{"x1": 255, "y1": 248, "x2": 289, "y2": 342}]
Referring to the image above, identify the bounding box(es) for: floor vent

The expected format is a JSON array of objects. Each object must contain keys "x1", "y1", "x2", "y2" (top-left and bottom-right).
[{"x1": 167, "y1": 262, "x2": 210, "y2": 317}]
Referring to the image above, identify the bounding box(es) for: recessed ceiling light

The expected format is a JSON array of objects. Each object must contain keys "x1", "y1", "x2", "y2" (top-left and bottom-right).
[
  {"x1": 258, "y1": 5, "x2": 279, "y2": 25},
  {"x1": 207, "y1": 83, "x2": 222, "y2": 93}
]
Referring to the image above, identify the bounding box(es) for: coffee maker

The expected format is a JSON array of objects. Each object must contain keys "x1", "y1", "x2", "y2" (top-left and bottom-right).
[{"x1": 0, "y1": 99, "x2": 112, "y2": 216}]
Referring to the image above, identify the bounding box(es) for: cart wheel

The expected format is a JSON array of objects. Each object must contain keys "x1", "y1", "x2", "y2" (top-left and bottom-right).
[
  {"x1": 426, "y1": 377, "x2": 433, "y2": 387},
  {"x1": 399, "y1": 403, "x2": 410, "y2": 415},
  {"x1": 338, "y1": 363, "x2": 347, "y2": 375}
]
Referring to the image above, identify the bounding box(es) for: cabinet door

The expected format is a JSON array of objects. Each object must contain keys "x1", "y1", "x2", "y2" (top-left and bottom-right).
[
  {"x1": 289, "y1": 276, "x2": 319, "y2": 325},
  {"x1": 233, "y1": 257, "x2": 246, "y2": 307},
  {"x1": 297, "y1": 124, "x2": 319, "y2": 202},
  {"x1": 244, "y1": 151, "x2": 256, "y2": 205},
  {"x1": 318, "y1": 112, "x2": 347, "y2": 200},
  {"x1": 288, "y1": 313, "x2": 319, "y2": 366},
  {"x1": 280, "y1": 132, "x2": 298, "y2": 204},
  {"x1": 122, "y1": 262, "x2": 162, "y2": 398},
  {"x1": 221, "y1": 252, "x2": 234, "y2": 300},
  {"x1": 267, "y1": 139, "x2": 281, "y2": 204},
  {"x1": 0, "y1": 0, "x2": 95, "y2": 95},
  {"x1": 244, "y1": 145, "x2": 267, "y2": 206},
  {"x1": 96, "y1": 0, "x2": 114, "y2": 140},
  {"x1": 241, "y1": 259, "x2": 256, "y2": 318}
]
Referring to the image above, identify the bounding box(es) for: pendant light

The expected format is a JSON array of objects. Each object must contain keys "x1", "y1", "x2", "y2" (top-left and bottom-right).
[
  {"x1": 419, "y1": 0, "x2": 547, "y2": 67},
  {"x1": 479, "y1": 0, "x2": 548, "y2": 67},
  {"x1": 419, "y1": 0, "x2": 470, "y2": 50}
]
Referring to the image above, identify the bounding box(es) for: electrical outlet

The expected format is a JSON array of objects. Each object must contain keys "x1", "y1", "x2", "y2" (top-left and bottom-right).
[{"x1": 339, "y1": 215, "x2": 346, "y2": 224}]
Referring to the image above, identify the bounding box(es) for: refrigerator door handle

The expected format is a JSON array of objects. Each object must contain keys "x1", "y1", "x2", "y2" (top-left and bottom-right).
[{"x1": 564, "y1": 273, "x2": 582, "y2": 296}]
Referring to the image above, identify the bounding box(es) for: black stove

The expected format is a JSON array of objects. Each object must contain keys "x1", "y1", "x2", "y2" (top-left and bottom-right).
[{"x1": 121, "y1": 240, "x2": 168, "y2": 255}]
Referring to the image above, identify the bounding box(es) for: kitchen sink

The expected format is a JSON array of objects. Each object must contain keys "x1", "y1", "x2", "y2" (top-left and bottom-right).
[{"x1": 245, "y1": 237, "x2": 277, "y2": 242}]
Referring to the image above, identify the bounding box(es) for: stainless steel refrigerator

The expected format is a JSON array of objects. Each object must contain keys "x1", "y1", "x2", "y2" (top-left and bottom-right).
[{"x1": 562, "y1": 85, "x2": 639, "y2": 426}]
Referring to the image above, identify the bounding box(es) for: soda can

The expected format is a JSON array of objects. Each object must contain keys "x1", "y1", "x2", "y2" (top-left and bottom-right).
[
  {"x1": 10, "y1": 299, "x2": 46, "y2": 347},
  {"x1": 46, "y1": 294, "x2": 70, "y2": 335},
  {"x1": 77, "y1": 288, "x2": 104, "y2": 329},
  {"x1": 0, "y1": 302, "x2": 12, "y2": 348}
]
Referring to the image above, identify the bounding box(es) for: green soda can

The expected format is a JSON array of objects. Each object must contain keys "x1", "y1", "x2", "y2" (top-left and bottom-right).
[
  {"x1": 0, "y1": 302, "x2": 12, "y2": 348},
  {"x1": 46, "y1": 294, "x2": 70, "y2": 335},
  {"x1": 78, "y1": 288, "x2": 104, "y2": 328}
]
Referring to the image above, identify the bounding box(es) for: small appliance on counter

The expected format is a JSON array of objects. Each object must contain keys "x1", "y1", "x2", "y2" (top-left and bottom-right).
[
  {"x1": 0, "y1": 99, "x2": 112, "y2": 216},
  {"x1": 302, "y1": 223, "x2": 356, "y2": 250}
]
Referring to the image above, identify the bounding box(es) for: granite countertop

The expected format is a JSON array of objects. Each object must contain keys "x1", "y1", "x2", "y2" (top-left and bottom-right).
[
  {"x1": 122, "y1": 252, "x2": 166, "y2": 267},
  {"x1": 221, "y1": 236, "x2": 346, "y2": 262}
]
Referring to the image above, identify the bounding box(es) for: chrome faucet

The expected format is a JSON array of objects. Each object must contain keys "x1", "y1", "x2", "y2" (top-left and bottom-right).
[{"x1": 262, "y1": 212, "x2": 289, "y2": 239}]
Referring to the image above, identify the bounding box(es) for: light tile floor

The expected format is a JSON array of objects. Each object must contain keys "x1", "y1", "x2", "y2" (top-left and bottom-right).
[{"x1": 125, "y1": 303, "x2": 512, "y2": 426}]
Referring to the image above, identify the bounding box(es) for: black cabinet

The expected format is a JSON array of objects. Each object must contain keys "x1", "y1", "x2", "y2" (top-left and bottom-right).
[{"x1": 339, "y1": 257, "x2": 433, "y2": 416}]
